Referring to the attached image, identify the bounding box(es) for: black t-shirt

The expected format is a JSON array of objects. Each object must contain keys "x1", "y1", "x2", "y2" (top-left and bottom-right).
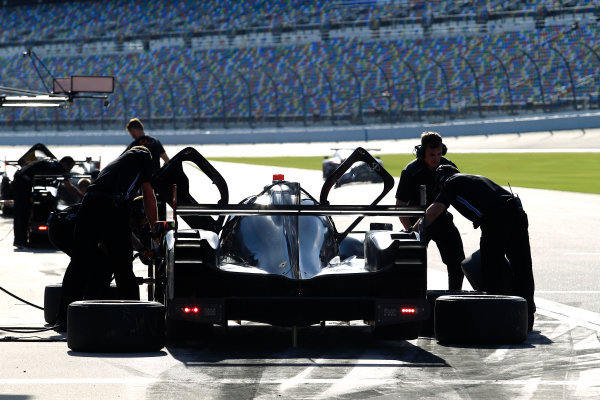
[
  {"x1": 88, "y1": 147, "x2": 153, "y2": 200},
  {"x1": 126, "y1": 135, "x2": 165, "y2": 172},
  {"x1": 395, "y1": 157, "x2": 457, "y2": 206},
  {"x1": 434, "y1": 174, "x2": 512, "y2": 225}
]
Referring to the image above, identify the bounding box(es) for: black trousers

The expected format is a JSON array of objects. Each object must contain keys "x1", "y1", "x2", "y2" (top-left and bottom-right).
[
  {"x1": 480, "y1": 206, "x2": 535, "y2": 317},
  {"x1": 424, "y1": 212, "x2": 466, "y2": 290},
  {"x1": 58, "y1": 195, "x2": 139, "y2": 324}
]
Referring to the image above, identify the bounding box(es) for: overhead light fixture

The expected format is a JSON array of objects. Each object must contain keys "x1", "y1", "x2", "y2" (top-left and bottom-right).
[
  {"x1": 1, "y1": 102, "x2": 64, "y2": 108},
  {"x1": 0, "y1": 95, "x2": 69, "y2": 108}
]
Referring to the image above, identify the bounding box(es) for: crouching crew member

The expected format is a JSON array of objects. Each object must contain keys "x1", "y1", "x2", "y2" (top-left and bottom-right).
[
  {"x1": 12, "y1": 156, "x2": 80, "y2": 249},
  {"x1": 396, "y1": 132, "x2": 465, "y2": 290},
  {"x1": 411, "y1": 165, "x2": 536, "y2": 332},
  {"x1": 56, "y1": 146, "x2": 158, "y2": 331}
]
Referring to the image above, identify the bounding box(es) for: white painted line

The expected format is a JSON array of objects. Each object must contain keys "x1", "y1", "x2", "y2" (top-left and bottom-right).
[
  {"x1": 0, "y1": 378, "x2": 598, "y2": 387},
  {"x1": 0, "y1": 378, "x2": 158, "y2": 385},
  {"x1": 536, "y1": 297, "x2": 600, "y2": 331},
  {"x1": 563, "y1": 252, "x2": 600, "y2": 256},
  {"x1": 537, "y1": 291, "x2": 600, "y2": 294}
]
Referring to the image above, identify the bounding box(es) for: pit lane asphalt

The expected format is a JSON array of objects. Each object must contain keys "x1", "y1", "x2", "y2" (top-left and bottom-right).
[{"x1": 1, "y1": 132, "x2": 599, "y2": 399}]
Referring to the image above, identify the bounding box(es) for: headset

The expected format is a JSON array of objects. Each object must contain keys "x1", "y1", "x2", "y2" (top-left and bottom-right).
[
  {"x1": 435, "y1": 164, "x2": 459, "y2": 186},
  {"x1": 414, "y1": 141, "x2": 448, "y2": 159}
]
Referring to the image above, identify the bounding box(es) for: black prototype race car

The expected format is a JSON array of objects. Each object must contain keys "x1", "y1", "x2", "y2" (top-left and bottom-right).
[
  {"x1": 1, "y1": 143, "x2": 59, "y2": 215},
  {"x1": 0, "y1": 143, "x2": 100, "y2": 244},
  {"x1": 149, "y1": 146, "x2": 429, "y2": 340}
]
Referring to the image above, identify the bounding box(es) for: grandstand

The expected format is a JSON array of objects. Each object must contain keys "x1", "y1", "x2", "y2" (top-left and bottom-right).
[{"x1": 0, "y1": 0, "x2": 599, "y2": 134}]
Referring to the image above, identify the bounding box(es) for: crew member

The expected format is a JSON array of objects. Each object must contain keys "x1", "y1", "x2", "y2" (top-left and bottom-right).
[
  {"x1": 124, "y1": 118, "x2": 169, "y2": 171},
  {"x1": 412, "y1": 165, "x2": 536, "y2": 331},
  {"x1": 12, "y1": 156, "x2": 81, "y2": 249},
  {"x1": 56, "y1": 146, "x2": 158, "y2": 331},
  {"x1": 395, "y1": 132, "x2": 465, "y2": 290},
  {"x1": 124, "y1": 118, "x2": 169, "y2": 219}
]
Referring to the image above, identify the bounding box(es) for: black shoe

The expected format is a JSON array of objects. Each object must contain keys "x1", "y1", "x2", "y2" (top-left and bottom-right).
[
  {"x1": 54, "y1": 320, "x2": 67, "y2": 333},
  {"x1": 528, "y1": 313, "x2": 535, "y2": 332}
]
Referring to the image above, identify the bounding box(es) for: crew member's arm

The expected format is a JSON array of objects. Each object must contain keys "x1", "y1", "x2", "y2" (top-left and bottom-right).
[
  {"x1": 410, "y1": 202, "x2": 447, "y2": 231},
  {"x1": 160, "y1": 152, "x2": 170, "y2": 163},
  {"x1": 62, "y1": 177, "x2": 83, "y2": 199},
  {"x1": 141, "y1": 182, "x2": 158, "y2": 228},
  {"x1": 395, "y1": 199, "x2": 413, "y2": 230}
]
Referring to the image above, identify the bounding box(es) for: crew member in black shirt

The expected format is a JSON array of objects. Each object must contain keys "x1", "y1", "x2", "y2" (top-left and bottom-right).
[
  {"x1": 412, "y1": 165, "x2": 536, "y2": 332},
  {"x1": 12, "y1": 156, "x2": 80, "y2": 248},
  {"x1": 124, "y1": 118, "x2": 169, "y2": 219},
  {"x1": 56, "y1": 146, "x2": 158, "y2": 331},
  {"x1": 396, "y1": 132, "x2": 465, "y2": 290},
  {"x1": 125, "y1": 118, "x2": 169, "y2": 172}
]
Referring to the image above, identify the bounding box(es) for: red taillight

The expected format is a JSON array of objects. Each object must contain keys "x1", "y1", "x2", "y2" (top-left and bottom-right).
[
  {"x1": 38, "y1": 225, "x2": 48, "y2": 231},
  {"x1": 182, "y1": 306, "x2": 200, "y2": 314},
  {"x1": 401, "y1": 307, "x2": 416, "y2": 314}
]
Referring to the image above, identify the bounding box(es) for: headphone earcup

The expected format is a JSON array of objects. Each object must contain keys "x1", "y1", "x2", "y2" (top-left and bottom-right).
[
  {"x1": 415, "y1": 145, "x2": 423, "y2": 159},
  {"x1": 442, "y1": 143, "x2": 448, "y2": 156}
]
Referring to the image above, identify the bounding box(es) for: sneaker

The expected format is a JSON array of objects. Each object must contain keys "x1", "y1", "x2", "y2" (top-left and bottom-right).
[
  {"x1": 528, "y1": 313, "x2": 535, "y2": 332},
  {"x1": 53, "y1": 319, "x2": 67, "y2": 333}
]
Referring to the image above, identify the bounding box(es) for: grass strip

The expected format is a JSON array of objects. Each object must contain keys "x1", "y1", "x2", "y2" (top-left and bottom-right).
[{"x1": 209, "y1": 153, "x2": 600, "y2": 194}]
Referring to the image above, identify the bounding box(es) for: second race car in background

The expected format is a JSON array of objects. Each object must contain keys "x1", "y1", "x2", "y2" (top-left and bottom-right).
[
  {"x1": 322, "y1": 148, "x2": 384, "y2": 187},
  {"x1": 27, "y1": 157, "x2": 101, "y2": 244},
  {"x1": 1, "y1": 143, "x2": 58, "y2": 215}
]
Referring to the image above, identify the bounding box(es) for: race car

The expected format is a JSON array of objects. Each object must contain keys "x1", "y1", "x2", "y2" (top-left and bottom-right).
[
  {"x1": 1, "y1": 143, "x2": 58, "y2": 215},
  {"x1": 62, "y1": 147, "x2": 527, "y2": 351},
  {"x1": 27, "y1": 157, "x2": 100, "y2": 244},
  {"x1": 150, "y1": 146, "x2": 429, "y2": 340},
  {"x1": 322, "y1": 148, "x2": 384, "y2": 186}
]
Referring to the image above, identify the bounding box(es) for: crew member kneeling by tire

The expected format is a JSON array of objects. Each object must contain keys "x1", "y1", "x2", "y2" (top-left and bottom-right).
[
  {"x1": 410, "y1": 165, "x2": 536, "y2": 332},
  {"x1": 56, "y1": 146, "x2": 158, "y2": 332}
]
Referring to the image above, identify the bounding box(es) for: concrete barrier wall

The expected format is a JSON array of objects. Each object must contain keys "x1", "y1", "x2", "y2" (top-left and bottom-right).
[{"x1": 1, "y1": 111, "x2": 599, "y2": 146}]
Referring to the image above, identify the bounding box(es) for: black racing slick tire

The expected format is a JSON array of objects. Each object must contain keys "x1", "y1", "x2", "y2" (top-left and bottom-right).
[
  {"x1": 43, "y1": 284, "x2": 62, "y2": 325},
  {"x1": 43, "y1": 283, "x2": 122, "y2": 324},
  {"x1": 67, "y1": 300, "x2": 165, "y2": 352},
  {"x1": 420, "y1": 290, "x2": 484, "y2": 337},
  {"x1": 434, "y1": 294, "x2": 528, "y2": 345}
]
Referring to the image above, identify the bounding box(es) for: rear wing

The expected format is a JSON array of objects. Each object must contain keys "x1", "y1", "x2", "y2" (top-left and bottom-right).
[{"x1": 173, "y1": 202, "x2": 426, "y2": 242}]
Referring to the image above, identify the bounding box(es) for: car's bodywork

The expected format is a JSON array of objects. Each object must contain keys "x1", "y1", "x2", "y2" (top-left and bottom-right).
[
  {"x1": 322, "y1": 148, "x2": 383, "y2": 187},
  {"x1": 151, "y1": 147, "x2": 428, "y2": 339},
  {"x1": 1, "y1": 143, "x2": 58, "y2": 214},
  {"x1": 27, "y1": 158, "x2": 100, "y2": 243}
]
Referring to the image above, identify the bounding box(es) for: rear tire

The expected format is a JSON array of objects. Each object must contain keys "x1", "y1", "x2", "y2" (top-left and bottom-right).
[
  {"x1": 434, "y1": 294, "x2": 528, "y2": 345},
  {"x1": 420, "y1": 290, "x2": 484, "y2": 337},
  {"x1": 67, "y1": 300, "x2": 165, "y2": 352},
  {"x1": 43, "y1": 284, "x2": 62, "y2": 325}
]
